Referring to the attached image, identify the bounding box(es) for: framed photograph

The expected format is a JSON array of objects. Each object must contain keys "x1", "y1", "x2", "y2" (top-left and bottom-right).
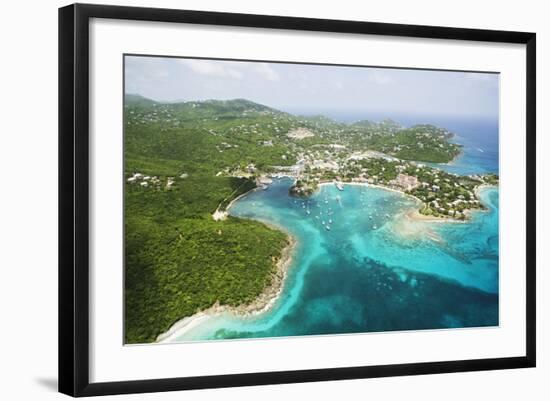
[{"x1": 59, "y1": 3, "x2": 536, "y2": 397}]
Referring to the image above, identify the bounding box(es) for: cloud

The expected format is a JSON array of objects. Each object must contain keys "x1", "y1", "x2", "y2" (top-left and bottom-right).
[
  {"x1": 180, "y1": 59, "x2": 280, "y2": 82},
  {"x1": 367, "y1": 70, "x2": 393, "y2": 85},
  {"x1": 463, "y1": 72, "x2": 499, "y2": 87},
  {"x1": 255, "y1": 63, "x2": 280, "y2": 81},
  {"x1": 179, "y1": 59, "x2": 243, "y2": 79},
  {"x1": 464, "y1": 72, "x2": 494, "y2": 81}
]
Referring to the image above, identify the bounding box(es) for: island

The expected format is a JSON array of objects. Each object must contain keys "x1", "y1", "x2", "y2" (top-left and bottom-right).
[{"x1": 124, "y1": 94, "x2": 498, "y2": 343}]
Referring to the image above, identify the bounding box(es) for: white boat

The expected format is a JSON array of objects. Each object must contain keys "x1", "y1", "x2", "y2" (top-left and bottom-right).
[
  {"x1": 334, "y1": 181, "x2": 344, "y2": 191},
  {"x1": 325, "y1": 225, "x2": 331, "y2": 231}
]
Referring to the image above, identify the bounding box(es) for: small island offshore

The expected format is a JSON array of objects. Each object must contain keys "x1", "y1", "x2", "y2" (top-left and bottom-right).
[{"x1": 124, "y1": 57, "x2": 499, "y2": 344}]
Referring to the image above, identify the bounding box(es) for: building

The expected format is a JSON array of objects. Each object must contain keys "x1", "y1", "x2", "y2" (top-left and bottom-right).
[{"x1": 391, "y1": 173, "x2": 419, "y2": 191}]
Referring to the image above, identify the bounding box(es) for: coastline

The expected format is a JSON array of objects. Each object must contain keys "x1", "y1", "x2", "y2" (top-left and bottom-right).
[
  {"x1": 212, "y1": 185, "x2": 261, "y2": 221},
  {"x1": 318, "y1": 180, "x2": 418, "y2": 200},
  {"x1": 474, "y1": 183, "x2": 497, "y2": 198},
  {"x1": 156, "y1": 230, "x2": 297, "y2": 343},
  {"x1": 405, "y1": 209, "x2": 465, "y2": 224},
  {"x1": 318, "y1": 180, "x2": 425, "y2": 208},
  {"x1": 317, "y1": 180, "x2": 495, "y2": 224},
  {"x1": 158, "y1": 181, "x2": 498, "y2": 342},
  {"x1": 408, "y1": 183, "x2": 498, "y2": 223}
]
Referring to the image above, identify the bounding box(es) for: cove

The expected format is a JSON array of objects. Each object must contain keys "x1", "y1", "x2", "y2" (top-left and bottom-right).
[{"x1": 170, "y1": 179, "x2": 499, "y2": 341}]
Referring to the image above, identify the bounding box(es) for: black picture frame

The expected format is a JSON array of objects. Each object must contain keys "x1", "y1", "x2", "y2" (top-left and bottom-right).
[{"x1": 59, "y1": 3, "x2": 536, "y2": 397}]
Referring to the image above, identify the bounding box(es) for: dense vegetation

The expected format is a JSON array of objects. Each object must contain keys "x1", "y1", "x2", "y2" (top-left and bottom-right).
[
  {"x1": 124, "y1": 97, "x2": 291, "y2": 344},
  {"x1": 124, "y1": 94, "x2": 477, "y2": 343},
  {"x1": 125, "y1": 201, "x2": 288, "y2": 343}
]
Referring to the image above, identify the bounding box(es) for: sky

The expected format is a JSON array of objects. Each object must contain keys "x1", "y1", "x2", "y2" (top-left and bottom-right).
[{"x1": 125, "y1": 55, "x2": 499, "y2": 121}]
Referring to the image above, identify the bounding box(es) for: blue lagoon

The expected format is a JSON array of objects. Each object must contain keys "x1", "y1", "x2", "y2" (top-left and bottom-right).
[
  {"x1": 123, "y1": 55, "x2": 501, "y2": 345},
  {"x1": 169, "y1": 178, "x2": 499, "y2": 342}
]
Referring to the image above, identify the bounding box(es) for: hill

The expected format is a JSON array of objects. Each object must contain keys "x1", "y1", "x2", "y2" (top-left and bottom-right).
[{"x1": 123, "y1": 95, "x2": 464, "y2": 343}]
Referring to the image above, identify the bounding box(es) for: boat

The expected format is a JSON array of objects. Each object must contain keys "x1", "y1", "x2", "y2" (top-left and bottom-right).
[
  {"x1": 334, "y1": 181, "x2": 344, "y2": 191},
  {"x1": 325, "y1": 225, "x2": 331, "y2": 231}
]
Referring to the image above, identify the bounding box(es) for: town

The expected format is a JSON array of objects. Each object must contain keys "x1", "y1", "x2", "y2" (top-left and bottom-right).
[
  {"x1": 123, "y1": 94, "x2": 499, "y2": 343},
  {"x1": 124, "y1": 95, "x2": 498, "y2": 224}
]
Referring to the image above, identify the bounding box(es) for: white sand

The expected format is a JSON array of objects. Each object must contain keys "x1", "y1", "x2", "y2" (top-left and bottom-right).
[
  {"x1": 155, "y1": 235, "x2": 297, "y2": 343},
  {"x1": 156, "y1": 313, "x2": 212, "y2": 343}
]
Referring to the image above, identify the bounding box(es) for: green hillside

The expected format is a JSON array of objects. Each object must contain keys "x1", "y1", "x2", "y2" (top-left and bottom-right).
[{"x1": 124, "y1": 95, "x2": 464, "y2": 343}]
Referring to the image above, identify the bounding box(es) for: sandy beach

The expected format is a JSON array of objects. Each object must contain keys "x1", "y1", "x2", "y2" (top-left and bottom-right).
[
  {"x1": 212, "y1": 186, "x2": 262, "y2": 221},
  {"x1": 337, "y1": 181, "x2": 497, "y2": 224},
  {"x1": 405, "y1": 209, "x2": 465, "y2": 224},
  {"x1": 156, "y1": 233, "x2": 297, "y2": 343},
  {"x1": 318, "y1": 180, "x2": 417, "y2": 198},
  {"x1": 474, "y1": 183, "x2": 497, "y2": 198},
  {"x1": 160, "y1": 181, "x2": 497, "y2": 342}
]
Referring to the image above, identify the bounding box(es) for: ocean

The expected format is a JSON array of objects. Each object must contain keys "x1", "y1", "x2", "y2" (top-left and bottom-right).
[
  {"x1": 169, "y1": 116, "x2": 499, "y2": 342},
  {"x1": 324, "y1": 111, "x2": 499, "y2": 176}
]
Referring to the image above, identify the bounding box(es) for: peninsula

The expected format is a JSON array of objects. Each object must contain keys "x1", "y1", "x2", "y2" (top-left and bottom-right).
[{"x1": 124, "y1": 94, "x2": 498, "y2": 343}]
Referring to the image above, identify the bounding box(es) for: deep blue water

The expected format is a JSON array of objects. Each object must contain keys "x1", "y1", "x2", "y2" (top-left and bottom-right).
[
  {"x1": 300, "y1": 111, "x2": 500, "y2": 176},
  {"x1": 423, "y1": 117, "x2": 498, "y2": 176},
  {"x1": 173, "y1": 183, "x2": 499, "y2": 341},
  {"x1": 171, "y1": 116, "x2": 499, "y2": 342}
]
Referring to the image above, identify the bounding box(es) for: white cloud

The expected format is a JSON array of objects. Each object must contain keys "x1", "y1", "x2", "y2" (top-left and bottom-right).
[
  {"x1": 179, "y1": 59, "x2": 280, "y2": 82},
  {"x1": 179, "y1": 59, "x2": 243, "y2": 79},
  {"x1": 367, "y1": 70, "x2": 393, "y2": 85},
  {"x1": 255, "y1": 63, "x2": 280, "y2": 81},
  {"x1": 464, "y1": 72, "x2": 493, "y2": 81},
  {"x1": 463, "y1": 72, "x2": 499, "y2": 87}
]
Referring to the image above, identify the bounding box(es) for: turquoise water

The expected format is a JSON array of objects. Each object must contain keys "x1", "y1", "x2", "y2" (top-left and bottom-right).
[
  {"x1": 300, "y1": 111, "x2": 500, "y2": 176},
  {"x1": 173, "y1": 180, "x2": 499, "y2": 341},
  {"x1": 170, "y1": 116, "x2": 499, "y2": 342}
]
